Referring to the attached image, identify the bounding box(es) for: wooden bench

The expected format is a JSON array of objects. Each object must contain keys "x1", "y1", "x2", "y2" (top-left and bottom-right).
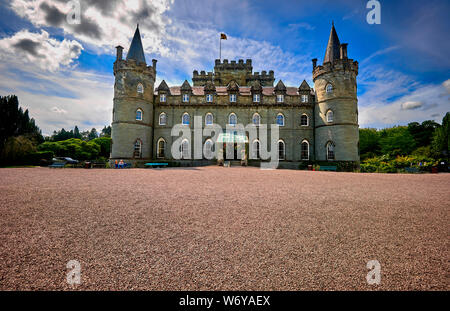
[
  {"x1": 405, "y1": 167, "x2": 419, "y2": 173},
  {"x1": 319, "y1": 165, "x2": 337, "y2": 171},
  {"x1": 49, "y1": 162, "x2": 65, "y2": 168},
  {"x1": 91, "y1": 162, "x2": 106, "y2": 168},
  {"x1": 145, "y1": 162, "x2": 169, "y2": 168}
]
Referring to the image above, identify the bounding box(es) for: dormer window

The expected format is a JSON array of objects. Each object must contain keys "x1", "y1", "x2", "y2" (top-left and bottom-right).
[
  {"x1": 301, "y1": 95, "x2": 308, "y2": 103},
  {"x1": 326, "y1": 83, "x2": 333, "y2": 94},
  {"x1": 253, "y1": 94, "x2": 260, "y2": 103},
  {"x1": 160, "y1": 94, "x2": 166, "y2": 102},
  {"x1": 137, "y1": 83, "x2": 144, "y2": 94},
  {"x1": 229, "y1": 94, "x2": 237, "y2": 103},
  {"x1": 206, "y1": 94, "x2": 213, "y2": 103},
  {"x1": 182, "y1": 94, "x2": 189, "y2": 102},
  {"x1": 276, "y1": 95, "x2": 284, "y2": 103}
]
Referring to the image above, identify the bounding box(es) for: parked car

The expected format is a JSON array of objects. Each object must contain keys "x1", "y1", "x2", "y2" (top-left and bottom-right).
[{"x1": 53, "y1": 157, "x2": 79, "y2": 164}]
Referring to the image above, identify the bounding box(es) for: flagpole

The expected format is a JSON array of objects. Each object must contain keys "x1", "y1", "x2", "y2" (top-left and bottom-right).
[{"x1": 219, "y1": 35, "x2": 222, "y2": 61}]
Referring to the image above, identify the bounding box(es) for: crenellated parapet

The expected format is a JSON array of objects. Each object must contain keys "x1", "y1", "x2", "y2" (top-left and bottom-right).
[
  {"x1": 312, "y1": 58, "x2": 358, "y2": 80},
  {"x1": 114, "y1": 51, "x2": 156, "y2": 80},
  {"x1": 193, "y1": 58, "x2": 275, "y2": 86},
  {"x1": 214, "y1": 58, "x2": 252, "y2": 71},
  {"x1": 246, "y1": 70, "x2": 275, "y2": 86}
]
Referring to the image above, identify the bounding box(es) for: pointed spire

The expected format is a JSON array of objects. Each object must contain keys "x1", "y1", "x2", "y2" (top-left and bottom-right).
[
  {"x1": 323, "y1": 22, "x2": 341, "y2": 64},
  {"x1": 126, "y1": 25, "x2": 146, "y2": 65}
]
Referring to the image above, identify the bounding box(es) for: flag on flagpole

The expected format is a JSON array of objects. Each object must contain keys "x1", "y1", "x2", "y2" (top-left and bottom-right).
[{"x1": 220, "y1": 33, "x2": 227, "y2": 40}]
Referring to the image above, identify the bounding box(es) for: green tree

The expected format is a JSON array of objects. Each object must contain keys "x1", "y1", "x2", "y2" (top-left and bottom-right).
[
  {"x1": 0, "y1": 95, "x2": 42, "y2": 153},
  {"x1": 379, "y1": 126, "x2": 416, "y2": 156},
  {"x1": 408, "y1": 120, "x2": 439, "y2": 148},
  {"x1": 432, "y1": 112, "x2": 450, "y2": 160},
  {"x1": 359, "y1": 128, "x2": 380, "y2": 159},
  {"x1": 91, "y1": 137, "x2": 111, "y2": 158},
  {"x1": 100, "y1": 126, "x2": 111, "y2": 137},
  {"x1": 88, "y1": 128, "x2": 98, "y2": 141}
]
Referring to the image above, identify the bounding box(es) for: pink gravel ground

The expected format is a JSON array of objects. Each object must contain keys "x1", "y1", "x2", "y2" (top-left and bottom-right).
[{"x1": 0, "y1": 167, "x2": 449, "y2": 290}]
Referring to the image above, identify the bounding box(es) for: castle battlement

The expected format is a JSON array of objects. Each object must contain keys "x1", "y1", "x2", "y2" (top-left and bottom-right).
[{"x1": 313, "y1": 58, "x2": 358, "y2": 80}]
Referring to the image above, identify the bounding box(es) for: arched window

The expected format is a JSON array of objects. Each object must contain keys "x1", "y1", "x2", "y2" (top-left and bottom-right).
[
  {"x1": 300, "y1": 114, "x2": 308, "y2": 126},
  {"x1": 157, "y1": 138, "x2": 166, "y2": 159},
  {"x1": 252, "y1": 113, "x2": 261, "y2": 126},
  {"x1": 159, "y1": 112, "x2": 167, "y2": 125},
  {"x1": 326, "y1": 110, "x2": 334, "y2": 123},
  {"x1": 160, "y1": 94, "x2": 166, "y2": 102},
  {"x1": 229, "y1": 94, "x2": 237, "y2": 103},
  {"x1": 326, "y1": 83, "x2": 333, "y2": 94},
  {"x1": 252, "y1": 139, "x2": 260, "y2": 159},
  {"x1": 276, "y1": 113, "x2": 285, "y2": 126},
  {"x1": 229, "y1": 113, "x2": 237, "y2": 125},
  {"x1": 278, "y1": 140, "x2": 285, "y2": 160},
  {"x1": 181, "y1": 139, "x2": 190, "y2": 159},
  {"x1": 182, "y1": 112, "x2": 190, "y2": 125},
  {"x1": 182, "y1": 94, "x2": 189, "y2": 102},
  {"x1": 206, "y1": 94, "x2": 213, "y2": 103},
  {"x1": 134, "y1": 139, "x2": 142, "y2": 158},
  {"x1": 301, "y1": 140, "x2": 309, "y2": 160},
  {"x1": 136, "y1": 109, "x2": 143, "y2": 121},
  {"x1": 327, "y1": 141, "x2": 335, "y2": 160},
  {"x1": 205, "y1": 113, "x2": 213, "y2": 125},
  {"x1": 137, "y1": 83, "x2": 144, "y2": 94},
  {"x1": 204, "y1": 139, "x2": 214, "y2": 159}
]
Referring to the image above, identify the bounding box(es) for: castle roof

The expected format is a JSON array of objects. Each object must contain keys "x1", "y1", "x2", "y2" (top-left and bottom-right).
[
  {"x1": 323, "y1": 22, "x2": 341, "y2": 64},
  {"x1": 162, "y1": 86, "x2": 312, "y2": 96},
  {"x1": 126, "y1": 25, "x2": 146, "y2": 65}
]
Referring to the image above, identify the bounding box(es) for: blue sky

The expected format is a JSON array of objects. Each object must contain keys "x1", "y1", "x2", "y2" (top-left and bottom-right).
[{"x1": 0, "y1": 0, "x2": 448, "y2": 135}]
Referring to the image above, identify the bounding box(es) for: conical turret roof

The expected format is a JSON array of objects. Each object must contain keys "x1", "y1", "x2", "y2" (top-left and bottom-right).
[
  {"x1": 126, "y1": 25, "x2": 146, "y2": 65},
  {"x1": 323, "y1": 22, "x2": 341, "y2": 64}
]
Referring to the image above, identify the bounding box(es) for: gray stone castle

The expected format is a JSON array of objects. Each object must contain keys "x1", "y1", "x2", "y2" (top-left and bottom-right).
[{"x1": 110, "y1": 23, "x2": 359, "y2": 168}]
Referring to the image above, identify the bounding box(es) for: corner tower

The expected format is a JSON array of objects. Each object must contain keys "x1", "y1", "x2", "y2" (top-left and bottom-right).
[
  {"x1": 312, "y1": 23, "x2": 359, "y2": 163},
  {"x1": 111, "y1": 25, "x2": 157, "y2": 163}
]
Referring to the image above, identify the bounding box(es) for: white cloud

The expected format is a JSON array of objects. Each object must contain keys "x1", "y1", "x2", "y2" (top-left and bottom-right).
[
  {"x1": 359, "y1": 76, "x2": 450, "y2": 127},
  {"x1": 0, "y1": 29, "x2": 83, "y2": 71},
  {"x1": 401, "y1": 101, "x2": 423, "y2": 110},
  {"x1": 10, "y1": 0, "x2": 172, "y2": 55}
]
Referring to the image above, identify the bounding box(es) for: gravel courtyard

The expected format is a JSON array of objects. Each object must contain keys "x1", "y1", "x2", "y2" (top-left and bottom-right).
[{"x1": 0, "y1": 167, "x2": 448, "y2": 290}]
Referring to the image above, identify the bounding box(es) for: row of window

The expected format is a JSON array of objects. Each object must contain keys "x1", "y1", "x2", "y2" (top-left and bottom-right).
[
  {"x1": 159, "y1": 94, "x2": 310, "y2": 104},
  {"x1": 152, "y1": 138, "x2": 320, "y2": 160},
  {"x1": 136, "y1": 109, "x2": 333, "y2": 125},
  {"x1": 137, "y1": 83, "x2": 333, "y2": 98},
  {"x1": 135, "y1": 138, "x2": 336, "y2": 161},
  {"x1": 156, "y1": 112, "x2": 310, "y2": 126}
]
